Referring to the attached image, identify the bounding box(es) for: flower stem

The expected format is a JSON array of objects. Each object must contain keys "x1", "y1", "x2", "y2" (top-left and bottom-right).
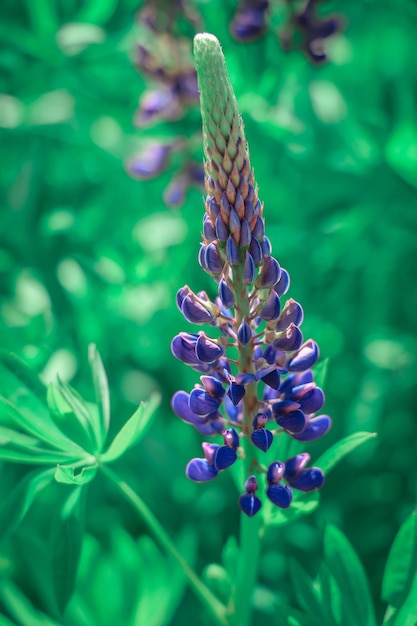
[
  {"x1": 100, "y1": 464, "x2": 229, "y2": 626},
  {"x1": 228, "y1": 264, "x2": 263, "y2": 626}
]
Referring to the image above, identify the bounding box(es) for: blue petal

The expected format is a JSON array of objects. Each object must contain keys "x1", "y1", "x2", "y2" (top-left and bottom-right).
[
  {"x1": 273, "y1": 324, "x2": 303, "y2": 351},
  {"x1": 206, "y1": 196, "x2": 220, "y2": 220},
  {"x1": 171, "y1": 333, "x2": 199, "y2": 365},
  {"x1": 260, "y1": 290, "x2": 281, "y2": 321},
  {"x1": 219, "y1": 280, "x2": 235, "y2": 309},
  {"x1": 239, "y1": 493, "x2": 262, "y2": 517},
  {"x1": 238, "y1": 320, "x2": 252, "y2": 345},
  {"x1": 196, "y1": 335, "x2": 224, "y2": 364},
  {"x1": 274, "y1": 268, "x2": 290, "y2": 296},
  {"x1": 228, "y1": 382, "x2": 246, "y2": 406},
  {"x1": 272, "y1": 400, "x2": 301, "y2": 417},
  {"x1": 249, "y1": 237, "x2": 263, "y2": 266},
  {"x1": 239, "y1": 219, "x2": 251, "y2": 248},
  {"x1": 298, "y1": 387, "x2": 325, "y2": 414},
  {"x1": 266, "y1": 484, "x2": 293, "y2": 508},
  {"x1": 235, "y1": 373, "x2": 256, "y2": 385},
  {"x1": 275, "y1": 299, "x2": 304, "y2": 331},
  {"x1": 244, "y1": 475, "x2": 258, "y2": 493},
  {"x1": 252, "y1": 215, "x2": 265, "y2": 241},
  {"x1": 223, "y1": 428, "x2": 240, "y2": 449},
  {"x1": 176, "y1": 286, "x2": 191, "y2": 310},
  {"x1": 213, "y1": 446, "x2": 237, "y2": 470},
  {"x1": 260, "y1": 368, "x2": 280, "y2": 390},
  {"x1": 215, "y1": 214, "x2": 229, "y2": 242},
  {"x1": 257, "y1": 256, "x2": 281, "y2": 288},
  {"x1": 186, "y1": 458, "x2": 218, "y2": 482},
  {"x1": 226, "y1": 236, "x2": 239, "y2": 265},
  {"x1": 243, "y1": 252, "x2": 256, "y2": 284},
  {"x1": 189, "y1": 389, "x2": 221, "y2": 417},
  {"x1": 182, "y1": 296, "x2": 214, "y2": 324},
  {"x1": 198, "y1": 245, "x2": 209, "y2": 272},
  {"x1": 172, "y1": 391, "x2": 202, "y2": 424},
  {"x1": 284, "y1": 453, "x2": 311, "y2": 479},
  {"x1": 292, "y1": 415, "x2": 332, "y2": 442},
  {"x1": 287, "y1": 468, "x2": 325, "y2": 492},
  {"x1": 251, "y1": 428, "x2": 273, "y2": 452},
  {"x1": 266, "y1": 461, "x2": 286, "y2": 484},
  {"x1": 287, "y1": 340, "x2": 319, "y2": 372},
  {"x1": 276, "y1": 409, "x2": 307, "y2": 434},
  {"x1": 261, "y1": 237, "x2": 272, "y2": 256},
  {"x1": 205, "y1": 243, "x2": 224, "y2": 275},
  {"x1": 200, "y1": 375, "x2": 225, "y2": 399},
  {"x1": 203, "y1": 214, "x2": 216, "y2": 242}
]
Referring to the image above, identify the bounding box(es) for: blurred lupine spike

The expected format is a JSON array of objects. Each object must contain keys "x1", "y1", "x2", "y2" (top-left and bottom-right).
[
  {"x1": 171, "y1": 33, "x2": 332, "y2": 516},
  {"x1": 230, "y1": 0, "x2": 270, "y2": 43}
]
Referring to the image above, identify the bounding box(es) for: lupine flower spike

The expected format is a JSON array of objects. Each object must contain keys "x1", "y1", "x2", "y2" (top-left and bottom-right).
[{"x1": 171, "y1": 33, "x2": 331, "y2": 516}]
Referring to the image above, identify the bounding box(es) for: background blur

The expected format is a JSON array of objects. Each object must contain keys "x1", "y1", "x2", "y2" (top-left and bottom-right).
[{"x1": 0, "y1": 0, "x2": 416, "y2": 624}]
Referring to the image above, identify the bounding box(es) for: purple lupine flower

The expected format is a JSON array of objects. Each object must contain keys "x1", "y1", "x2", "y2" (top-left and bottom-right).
[
  {"x1": 171, "y1": 33, "x2": 332, "y2": 516},
  {"x1": 230, "y1": 0, "x2": 270, "y2": 42},
  {"x1": 295, "y1": 0, "x2": 341, "y2": 64}
]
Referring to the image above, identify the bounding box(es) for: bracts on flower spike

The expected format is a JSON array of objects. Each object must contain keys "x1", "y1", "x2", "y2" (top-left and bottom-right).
[{"x1": 171, "y1": 33, "x2": 332, "y2": 516}]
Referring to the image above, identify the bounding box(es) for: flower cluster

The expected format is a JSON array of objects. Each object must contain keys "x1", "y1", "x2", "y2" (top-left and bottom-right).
[
  {"x1": 171, "y1": 33, "x2": 331, "y2": 516},
  {"x1": 126, "y1": 2, "x2": 205, "y2": 205},
  {"x1": 230, "y1": 0, "x2": 341, "y2": 64}
]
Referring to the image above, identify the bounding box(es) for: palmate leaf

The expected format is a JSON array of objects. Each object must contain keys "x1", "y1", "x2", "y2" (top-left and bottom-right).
[
  {"x1": 100, "y1": 393, "x2": 160, "y2": 463},
  {"x1": 382, "y1": 510, "x2": 417, "y2": 626}
]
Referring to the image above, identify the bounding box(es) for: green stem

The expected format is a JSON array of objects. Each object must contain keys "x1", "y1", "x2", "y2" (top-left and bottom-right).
[
  {"x1": 100, "y1": 464, "x2": 228, "y2": 626},
  {"x1": 229, "y1": 265, "x2": 263, "y2": 626}
]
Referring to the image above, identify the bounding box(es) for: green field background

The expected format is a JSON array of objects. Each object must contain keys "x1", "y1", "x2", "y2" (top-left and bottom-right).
[{"x1": 0, "y1": 0, "x2": 416, "y2": 624}]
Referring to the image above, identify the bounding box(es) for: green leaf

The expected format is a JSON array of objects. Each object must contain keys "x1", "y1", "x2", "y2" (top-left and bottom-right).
[
  {"x1": 316, "y1": 431, "x2": 377, "y2": 474},
  {"x1": 263, "y1": 492, "x2": 320, "y2": 527},
  {"x1": 289, "y1": 561, "x2": 329, "y2": 623},
  {"x1": 47, "y1": 383, "x2": 97, "y2": 454},
  {"x1": 382, "y1": 511, "x2": 417, "y2": 608},
  {"x1": 54, "y1": 464, "x2": 98, "y2": 485},
  {"x1": 75, "y1": 0, "x2": 118, "y2": 24},
  {"x1": 0, "y1": 351, "x2": 46, "y2": 405},
  {"x1": 0, "y1": 446, "x2": 78, "y2": 465},
  {"x1": 0, "y1": 468, "x2": 54, "y2": 537},
  {"x1": 100, "y1": 394, "x2": 160, "y2": 463},
  {"x1": 273, "y1": 604, "x2": 322, "y2": 626},
  {"x1": 0, "y1": 396, "x2": 82, "y2": 456},
  {"x1": 0, "y1": 577, "x2": 62, "y2": 626},
  {"x1": 324, "y1": 525, "x2": 376, "y2": 626},
  {"x1": 51, "y1": 488, "x2": 85, "y2": 613},
  {"x1": 386, "y1": 573, "x2": 417, "y2": 626},
  {"x1": 56, "y1": 378, "x2": 101, "y2": 452},
  {"x1": 88, "y1": 343, "x2": 110, "y2": 444}
]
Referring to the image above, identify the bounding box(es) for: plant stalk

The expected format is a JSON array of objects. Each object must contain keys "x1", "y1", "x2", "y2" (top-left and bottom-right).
[{"x1": 100, "y1": 463, "x2": 229, "y2": 626}]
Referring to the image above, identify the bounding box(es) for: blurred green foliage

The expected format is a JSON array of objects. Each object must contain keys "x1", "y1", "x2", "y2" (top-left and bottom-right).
[{"x1": 0, "y1": 0, "x2": 416, "y2": 624}]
